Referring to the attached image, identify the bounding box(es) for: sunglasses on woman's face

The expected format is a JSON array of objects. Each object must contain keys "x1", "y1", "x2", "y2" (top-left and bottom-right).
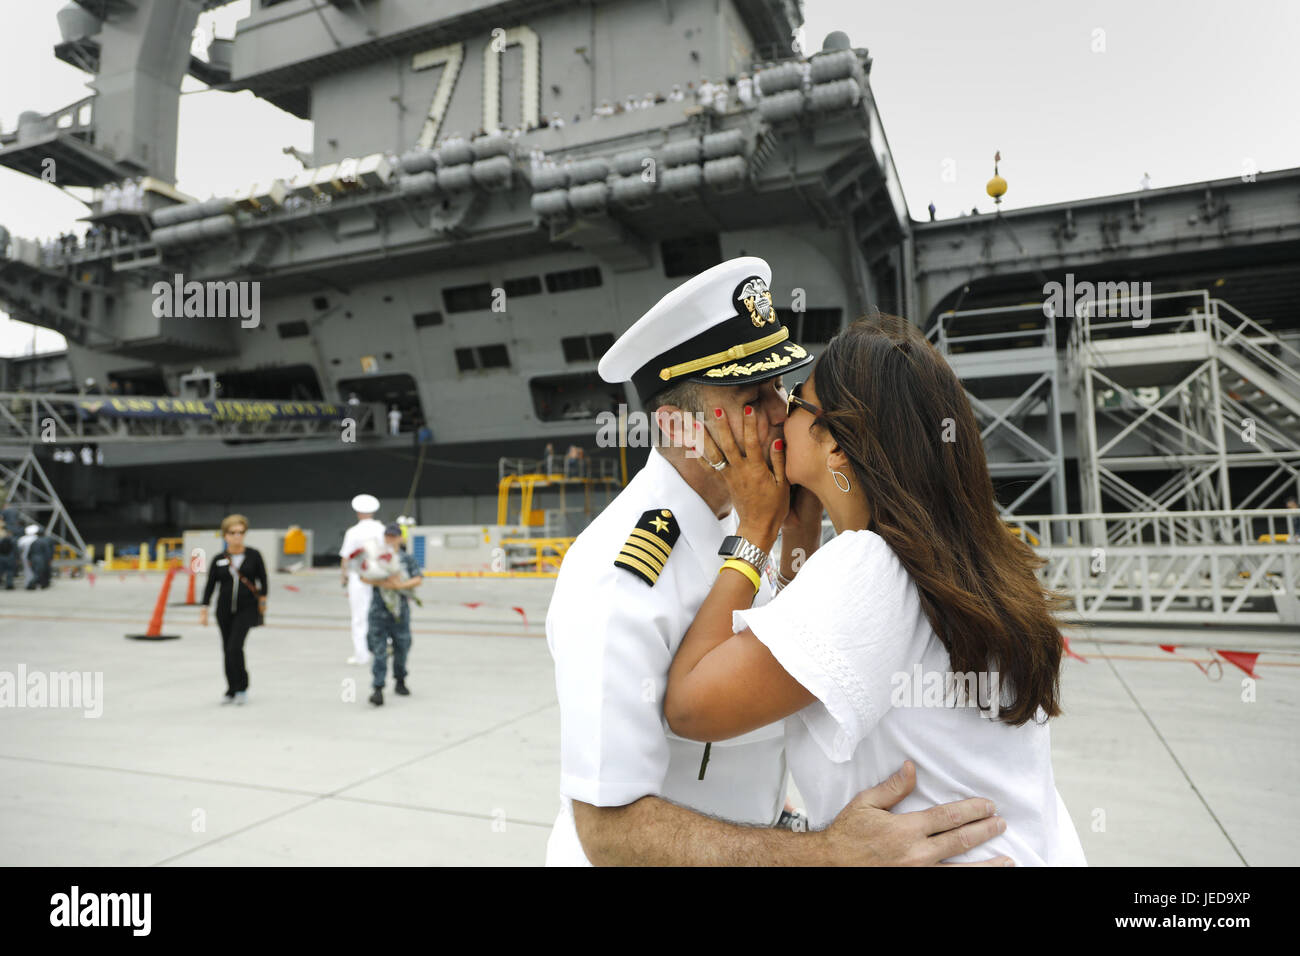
[{"x1": 786, "y1": 381, "x2": 822, "y2": 418}]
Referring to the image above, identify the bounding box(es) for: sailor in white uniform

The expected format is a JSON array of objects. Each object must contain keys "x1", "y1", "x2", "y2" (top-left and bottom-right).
[
  {"x1": 546, "y1": 257, "x2": 815, "y2": 865},
  {"x1": 340, "y1": 494, "x2": 385, "y2": 665}
]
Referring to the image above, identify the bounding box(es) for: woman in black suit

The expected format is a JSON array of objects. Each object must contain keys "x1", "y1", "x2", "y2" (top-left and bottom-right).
[{"x1": 200, "y1": 514, "x2": 268, "y2": 705}]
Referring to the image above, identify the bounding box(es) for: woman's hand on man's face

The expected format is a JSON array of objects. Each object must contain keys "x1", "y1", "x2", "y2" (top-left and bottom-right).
[{"x1": 694, "y1": 404, "x2": 788, "y2": 548}]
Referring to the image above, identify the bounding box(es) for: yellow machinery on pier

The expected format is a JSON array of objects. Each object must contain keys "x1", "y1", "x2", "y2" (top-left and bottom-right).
[{"x1": 495, "y1": 450, "x2": 622, "y2": 574}]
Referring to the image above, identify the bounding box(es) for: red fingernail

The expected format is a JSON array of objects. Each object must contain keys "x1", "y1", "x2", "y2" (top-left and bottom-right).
[
  {"x1": 713, "y1": 408, "x2": 722, "y2": 418},
  {"x1": 744, "y1": 405, "x2": 752, "y2": 416},
  {"x1": 774, "y1": 439, "x2": 783, "y2": 451}
]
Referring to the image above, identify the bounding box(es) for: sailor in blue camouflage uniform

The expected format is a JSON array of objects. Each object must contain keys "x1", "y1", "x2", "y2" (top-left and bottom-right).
[{"x1": 367, "y1": 522, "x2": 422, "y2": 706}]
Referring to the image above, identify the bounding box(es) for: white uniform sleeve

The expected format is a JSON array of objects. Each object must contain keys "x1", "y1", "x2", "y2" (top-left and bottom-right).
[
  {"x1": 339, "y1": 526, "x2": 356, "y2": 559},
  {"x1": 549, "y1": 560, "x2": 679, "y2": 807},
  {"x1": 733, "y1": 531, "x2": 925, "y2": 762}
]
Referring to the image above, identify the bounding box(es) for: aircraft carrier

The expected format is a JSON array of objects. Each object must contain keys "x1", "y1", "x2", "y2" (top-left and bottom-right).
[
  {"x1": 0, "y1": 0, "x2": 1296, "y2": 873},
  {"x1": 0, "y1": 0, "x2": 1298, "y2": 615}
]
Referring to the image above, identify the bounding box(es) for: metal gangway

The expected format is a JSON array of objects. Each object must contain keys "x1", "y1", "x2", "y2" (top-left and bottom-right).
[
  {"x1": 0, "y1": 391, "x2": 381, "y2": 445},
  {"x1": 0, "y1": 390, "x2": 382, "y2": 562}
]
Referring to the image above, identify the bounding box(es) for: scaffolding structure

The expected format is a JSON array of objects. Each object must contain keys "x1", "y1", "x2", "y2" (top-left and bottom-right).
[
  {"x1": 939, "y1": 290, "x2": 1300, "y2": 624},
  {"x1": 496, "y1": 452, "x2": 621, "y2": 572},
  {"x1": 1070, "y1": 290, "x2": 1300, "y2": 535},
  {"x1": 0, "y1": 445, "x2": 87, "y2": 561},
  {"x1": 932, "y1": 300, "x2": 1069, "y2": 517}
]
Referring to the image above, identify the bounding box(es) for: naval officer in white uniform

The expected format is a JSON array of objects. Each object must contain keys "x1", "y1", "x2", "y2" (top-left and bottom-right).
[
  {"x1": 545, "y1": 257, "x2": 1008, "y2": 866},
  {"x1": 340, "y1": 493, "x2": 385, "y2": 665}
]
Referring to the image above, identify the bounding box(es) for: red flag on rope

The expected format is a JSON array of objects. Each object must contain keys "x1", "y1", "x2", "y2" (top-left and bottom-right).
[
  {"x1": 512, "y1": 606, "x2": 528, "y2": 628},
  {"x1": 463, "y1": 602, "x2": 482, "y2": 609},
  {"x1": 1159, "y1": 644, "x2": 1178, "y2": 654},
  {"x1": 1063, "y1": 636, "x2": 1087, "y2": 663},
  {"x1": 1216, "y1": 650, "x2": 1260, "y2": 679}
]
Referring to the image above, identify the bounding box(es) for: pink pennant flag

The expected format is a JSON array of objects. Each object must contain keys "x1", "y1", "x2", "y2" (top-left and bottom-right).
[
  {"x1": 283, "y1": 584, "x2": 300, "y2": 592},
  {"x1": 463, "y1": 602, "x2": 482, "y2": 609}
]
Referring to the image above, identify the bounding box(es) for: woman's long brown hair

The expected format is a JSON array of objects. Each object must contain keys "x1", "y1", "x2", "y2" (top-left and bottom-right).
[{"x1": 813, "y1": 314, "x2": 1064, "y2": 725}]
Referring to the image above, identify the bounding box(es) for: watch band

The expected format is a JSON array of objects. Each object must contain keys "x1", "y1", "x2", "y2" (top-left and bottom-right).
[{"x1": 718, "y1": 534, "x2": 769, "y2": 572}]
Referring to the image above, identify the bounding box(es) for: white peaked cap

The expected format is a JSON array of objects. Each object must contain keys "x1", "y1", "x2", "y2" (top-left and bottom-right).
[
  {"x1": 597, "y1": 256, "x2": 812, "y2": 403},
  {"x1": 351, "y1": 494, "x2": 380, "y2": 514}
]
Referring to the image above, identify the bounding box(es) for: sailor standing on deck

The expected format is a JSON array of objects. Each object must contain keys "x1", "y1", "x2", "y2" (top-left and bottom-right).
[
  {"x1": 545, "y1": 257, "x2": 1006, "y2": 866},
  {"x1": 17, "y1": 524, "x2": 39, "y2": 590},
  {"x1": 341, "y1": 494, "x2": 385, "y2": 665}
]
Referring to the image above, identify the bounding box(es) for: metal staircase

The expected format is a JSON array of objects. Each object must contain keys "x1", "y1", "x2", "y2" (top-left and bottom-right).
[{"x1": 1071, "y1": 290, "x2": 1300, "y2": 533}]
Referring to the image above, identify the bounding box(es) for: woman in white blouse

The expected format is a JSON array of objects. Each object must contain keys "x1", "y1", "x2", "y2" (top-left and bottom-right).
[{"x1": 664, "y1": 315, "x2": 1086, "y2": 866}]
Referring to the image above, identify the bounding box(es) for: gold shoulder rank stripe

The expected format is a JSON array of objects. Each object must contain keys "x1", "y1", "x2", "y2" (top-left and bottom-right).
[
  {"x1": 613, "y1": 508, "x2": 681, "y2": 586},
  {"x1": 620, "y1": 539, "x2": 666, "y2": 569},
  {"x1": 628, "y1": 527, "x2": 672, "y2": 559}
]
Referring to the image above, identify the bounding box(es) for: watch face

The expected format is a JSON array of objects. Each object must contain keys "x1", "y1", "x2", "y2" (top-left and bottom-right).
[{"x1": 718, "y1": 535, "x2": 741, "y2": 556}]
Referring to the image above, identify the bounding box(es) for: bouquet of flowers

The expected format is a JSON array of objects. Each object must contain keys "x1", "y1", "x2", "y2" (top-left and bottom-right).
[{"x1": 347, "y1": 538, "x2": 423, "y2": 612}]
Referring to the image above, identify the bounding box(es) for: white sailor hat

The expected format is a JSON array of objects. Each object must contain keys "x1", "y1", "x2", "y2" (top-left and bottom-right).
[
  {"x1": 351, "y1": 494, "x2": 380, "y2": 514},
  {"x1": 598, "y1": 256, "x2": 812, "y2": 403}
]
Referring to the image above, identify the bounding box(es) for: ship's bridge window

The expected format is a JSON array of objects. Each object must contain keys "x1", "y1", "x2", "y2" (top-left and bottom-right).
[
  {"x1": 777, "y1": 307, "x2": 843, "y2": 344},
  {"x1": 561, "y1": 332, "x2": 616, "y2": 363},
  {"x1": 504, "y1": 276, "x2": 543, "y2": 298},
  {"x1": 455, "y1": 343, "x2": 512, "y2": 371},
  {"x1": 443, "y1": 283, "x2": 494, "y2": 313},
  {"x1": 544, "y1": 266, "x2": 602, "y2": 293},
  {"x1": 661, "y1": 234, "x2": 722, "y2": 278},
  {"x1": 530, "y1": 372, "x2": 624, "y2": 422},
  {"x1": 413, "y1": 310, "x2": 444, "y2": 328}
]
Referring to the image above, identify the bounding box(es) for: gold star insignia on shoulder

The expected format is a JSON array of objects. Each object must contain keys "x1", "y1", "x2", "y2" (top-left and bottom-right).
[{"x1": 614, "y1": 509, "x2": 681, "y2": 586}]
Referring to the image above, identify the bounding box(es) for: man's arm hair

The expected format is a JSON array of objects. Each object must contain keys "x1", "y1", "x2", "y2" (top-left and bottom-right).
[
  {"x1": 573, "y1": 796, "x2": 827, "y2": 866},
  {"x1": 571, "y1": 762, "x2": 1013, "y2": 868}
]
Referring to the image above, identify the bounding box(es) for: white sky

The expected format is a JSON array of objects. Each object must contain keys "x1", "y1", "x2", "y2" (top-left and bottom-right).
[{"x1": 2, "y1": 0, "x2": 1298, "y2": 357}]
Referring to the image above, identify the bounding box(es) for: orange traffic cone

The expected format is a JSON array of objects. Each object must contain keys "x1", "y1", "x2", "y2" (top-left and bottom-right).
[
  {"x1": 171, "y1": 568, "x2": 197, "y2": 606},
  {"x1": 127, "y1": 566, "x2": 182, "y2": 640}
]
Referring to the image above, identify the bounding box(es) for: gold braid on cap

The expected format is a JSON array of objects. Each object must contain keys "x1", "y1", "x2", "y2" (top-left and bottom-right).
[{"x1": 658, "y1": 327, "x2": 790, "y2": 381}]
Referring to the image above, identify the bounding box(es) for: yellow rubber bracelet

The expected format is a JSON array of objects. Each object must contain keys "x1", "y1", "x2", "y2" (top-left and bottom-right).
[{"x1": 721, "y1": 558, "x2": 761, "y2": 593}]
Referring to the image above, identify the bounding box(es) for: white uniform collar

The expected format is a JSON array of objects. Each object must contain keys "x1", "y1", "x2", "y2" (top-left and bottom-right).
[{"x1": 643, "y1": 449, "x2": 733, "y2": 573}]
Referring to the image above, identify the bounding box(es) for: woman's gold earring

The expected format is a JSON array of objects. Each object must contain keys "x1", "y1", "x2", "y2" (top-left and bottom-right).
[{"x1": 828, "y1": 463, "x2": 851, "y2": 493}]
